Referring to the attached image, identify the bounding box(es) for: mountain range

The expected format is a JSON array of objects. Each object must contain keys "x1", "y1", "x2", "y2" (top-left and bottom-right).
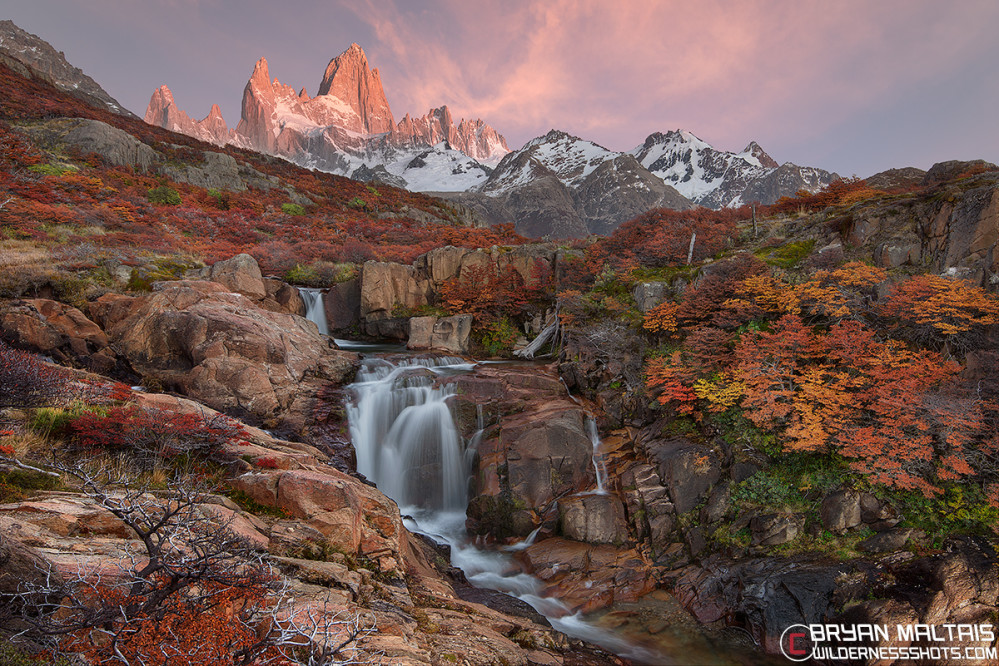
[{"x1": 142, "y1": 43, "x2": 839, "y2": 237}]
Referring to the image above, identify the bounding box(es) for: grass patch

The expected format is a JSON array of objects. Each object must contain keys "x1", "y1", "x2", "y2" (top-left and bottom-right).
[{"x1": 224, "y1": 487, "x2": 291, "y2": 519}]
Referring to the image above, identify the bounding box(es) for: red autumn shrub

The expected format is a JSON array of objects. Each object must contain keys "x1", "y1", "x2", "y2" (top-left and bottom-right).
[{"x1": 65, "y1": 406, "x2": 247, "y2": 464}]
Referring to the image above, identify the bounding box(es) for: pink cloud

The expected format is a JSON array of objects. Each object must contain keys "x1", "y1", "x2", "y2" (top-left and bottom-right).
[{"x1": 339, "y1": 0, "x2": 999, "y2": 164}]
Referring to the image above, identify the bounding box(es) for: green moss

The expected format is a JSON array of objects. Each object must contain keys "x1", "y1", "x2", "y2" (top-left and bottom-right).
[
  {"x1": 281, "y1": 202, "x2": 306, "y2": 216},
  {"x1": 27, "y1": 163, "x2": 75, "y2": 176},
  {"x1": 754, "y1": 239, "x2": 816, "y2": 269}
]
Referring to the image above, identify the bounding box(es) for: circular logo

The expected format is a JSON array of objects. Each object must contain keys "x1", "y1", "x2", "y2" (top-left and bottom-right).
[{"x1": 779, "y1": 624, "x2": 814, "y2": 662}]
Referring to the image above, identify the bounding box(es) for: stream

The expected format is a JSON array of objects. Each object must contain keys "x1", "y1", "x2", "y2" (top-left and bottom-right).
[{"x1": 342, "y1": 352, "x2": 661, "y2": 662}]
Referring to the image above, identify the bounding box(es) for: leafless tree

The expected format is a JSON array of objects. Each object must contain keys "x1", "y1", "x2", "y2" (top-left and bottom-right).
[{"x1": 10, "y1": 462, "x2": 379, "y2": 665}]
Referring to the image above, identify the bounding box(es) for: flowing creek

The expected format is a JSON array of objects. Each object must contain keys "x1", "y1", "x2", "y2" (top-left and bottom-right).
[
  {"x1": 303, "y1": 307, "x2": 764, "y2": 664},
  {"x1": 343, "y1": 353, "x2": 660, "y2": 661}
]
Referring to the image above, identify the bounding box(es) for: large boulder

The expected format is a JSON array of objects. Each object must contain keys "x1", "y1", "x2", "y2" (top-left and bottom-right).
[
  {"x1": 457, "y1": 366, "x2": 595, "y2": 538},
  {"x1": 208, "y1": 253, "x2": 267, "y2": 300},
  {"x1": 231, "y1": 468, "x2": 408, "y2": 572},
  {"x1": 643, "y1": 437, "x2": 721, "y2": 515},
  {"x1": 0, "y1": 298, "x2": 117, "y2": 372},
  {"x1": 324, "y1": 278, "x2": 361, "y2": 331},
  {"x1": 262, "y1": 277, "x2": 306, "y2": 316},
  {"x1": 407, "y1": 315, "x2": 472, "y2": 354},
  {"x1": 820, "y1": 489, "x2": 863, "y2": 534},
  {"x1": 360, "y1": 261, "x2": 430, "y2": 320},
  {"x1": 91, "y1": 280, "x2": 355, "y2": 426}
]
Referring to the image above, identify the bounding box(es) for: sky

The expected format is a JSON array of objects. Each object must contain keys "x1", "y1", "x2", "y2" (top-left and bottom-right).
[{"x1": 4, "y1": 0, "x2": 999, "y2": 178}]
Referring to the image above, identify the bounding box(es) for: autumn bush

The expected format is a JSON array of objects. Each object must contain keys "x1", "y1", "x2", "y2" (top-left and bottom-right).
[
  {"x1": 64, "y1": 405, "x2": 248, "y2": 467},
  {"x1": 0, "y1": 341, "x2": 72, "y2": 410},
  {"x1": 644, "y1": 267, "x2": 999, "y2": 500}
]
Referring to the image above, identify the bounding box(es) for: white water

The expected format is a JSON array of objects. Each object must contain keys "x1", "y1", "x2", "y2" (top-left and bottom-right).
[
  {"x1": 299, "y1": 288, "x2": 330, "y2": 336},
  {"x1": 585, "y1": 417, "x2": 609, "y2": 495},
  {"x1": 345, "y1": 355, "x2": 663, "y2": 662}
]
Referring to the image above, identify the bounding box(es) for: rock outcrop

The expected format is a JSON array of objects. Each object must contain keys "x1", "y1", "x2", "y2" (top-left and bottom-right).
[
  {"x1": 451, "y1": 366, "x2": 597, "y2": 538},
  {"x1": 406, "y1": 315, "x2": 472, "y2": 354},
  {"x1": 91, "y1": 280, "x2": 355, "y2": 426},
  {"x1": 20, "y1": 118, "x2": 158, "y2": 171},
  {"x1": 842, "y1": 169, "x2": 999, "y2": 286},
  {"x1": 0, "y1": 298, "x2": 115, "y2": 372}
]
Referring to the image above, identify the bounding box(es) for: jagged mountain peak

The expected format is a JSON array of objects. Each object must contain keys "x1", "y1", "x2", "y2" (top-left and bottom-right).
[{"x1": 741, "y1": 140, "x2": 779, "y2": 168}]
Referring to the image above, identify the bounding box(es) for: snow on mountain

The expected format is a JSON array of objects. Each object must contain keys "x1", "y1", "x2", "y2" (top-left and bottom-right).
[
  {"x1": 629, "y1": 130, "x2": 836, "y2": 209},
  {"x1": 145, "y1": 44, "x2": 509, "y2": 192},
  {"x1": 480, "y1": 130, "x2": 617, "y2": 195}
]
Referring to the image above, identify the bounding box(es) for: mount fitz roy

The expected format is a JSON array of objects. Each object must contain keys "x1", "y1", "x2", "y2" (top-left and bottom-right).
[{"x1": 145, "y1": 43, "x2": 839, "y2": 237}]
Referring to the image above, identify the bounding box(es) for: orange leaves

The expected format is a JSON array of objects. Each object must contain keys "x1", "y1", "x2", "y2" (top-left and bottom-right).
[
  {"x1": 877, "y1": 274, "x2": 999, "y2": 347},
  {"x1": 733, "y1": 313, "x2": 973, "y2": 495},
  {"x1": 642, "y1": 301, "x2": 680, "y2": 334},
  {"x1": 644, "y1": 352, "x2": 698, "y2": 414},
  {"x1": 62, "y1": 577, "x2": 271, "y2": 666}
]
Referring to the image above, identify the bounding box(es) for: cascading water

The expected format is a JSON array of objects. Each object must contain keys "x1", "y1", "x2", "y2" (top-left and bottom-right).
[
  {"x1": 347, "y1": 357, "x2": 470, "y2": 510},
  {"x1": 585, "y1": 417, "x2": 609, "y2": 495},
  {"x1": 299, "y1": 288, "x2": 330, "y2": 336},
  {"x1": 345, "y1": 355, "x2": 661, "y2": 662}
]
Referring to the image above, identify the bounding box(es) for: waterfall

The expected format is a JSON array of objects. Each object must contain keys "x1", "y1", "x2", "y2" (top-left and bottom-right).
[
  {"x1": 299, "y1": 288, "x2": 330, "y2": 336},
  {"x1": 345, "y1": 354, "x2": 660, "y2": 662},
  {"x1": 347, "y1": 357, "x2": 471, "y2": 511},
  {"x1": 585, "y1": 417, "x2": 609, "y2": 495}
]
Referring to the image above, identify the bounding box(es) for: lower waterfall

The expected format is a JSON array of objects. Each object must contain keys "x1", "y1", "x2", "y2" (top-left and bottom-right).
[{"x1": 346, "y1": 354, "x2": 661, "y2": 662}]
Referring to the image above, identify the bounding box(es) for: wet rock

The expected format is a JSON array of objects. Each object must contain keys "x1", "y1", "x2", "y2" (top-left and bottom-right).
[
  {"x1": 520, "y1": 538, "x2": 655, "y2": 613},
  {"x1": 750, "y1": 513, "x2": 804, "y2": 546},
  {"x1": 820, "y1": 489, "x2": 862, "y2": 534},
  {"x1": 558, "y1": 494, "x2": 628, "y2": 545},
  {"x1": 673, "y1": 556, "x2": 845, "y2": 655}
]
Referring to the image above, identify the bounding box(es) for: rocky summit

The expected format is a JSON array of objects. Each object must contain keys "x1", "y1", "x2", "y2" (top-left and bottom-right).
[{"x1": 145, "y1": 44, "x2": 510, "y2": 193}]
